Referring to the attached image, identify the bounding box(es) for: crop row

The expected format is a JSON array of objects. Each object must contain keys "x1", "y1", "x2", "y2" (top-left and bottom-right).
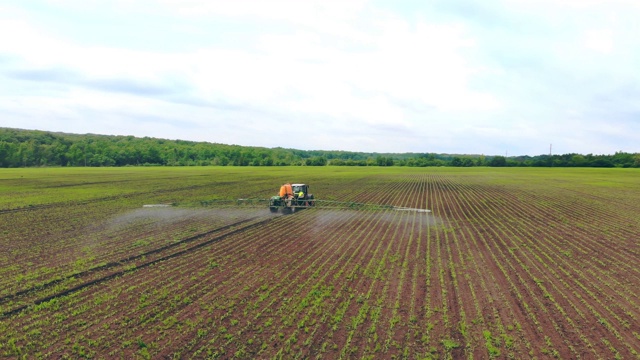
[
  {"x1": 0, "y1": 206, "x2": 267, "y2": 311},
  {"x1": 431, "y1": 172, "x2": 639, "y2": 358},
  {"x1": 1, "y1": 168, "x2": 638, "y2": 358}
]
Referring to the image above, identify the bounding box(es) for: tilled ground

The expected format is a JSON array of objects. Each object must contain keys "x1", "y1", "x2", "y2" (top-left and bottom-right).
[{"x1": 1, "y1": 168, "x2": 639, "y2": 359}]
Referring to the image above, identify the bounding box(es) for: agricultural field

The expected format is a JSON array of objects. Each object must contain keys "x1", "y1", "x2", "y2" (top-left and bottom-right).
[{"x1": 0, "y1": 166, "x2": 639, "y2": 359}]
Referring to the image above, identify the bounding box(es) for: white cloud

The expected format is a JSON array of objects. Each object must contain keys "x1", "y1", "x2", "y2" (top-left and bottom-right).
[
  {"x1": 0, "y1": 0, "x2": 638, "y2": 155},
  {"x1": 583, "y1": 29, "x2": 614, "y2": 54}
]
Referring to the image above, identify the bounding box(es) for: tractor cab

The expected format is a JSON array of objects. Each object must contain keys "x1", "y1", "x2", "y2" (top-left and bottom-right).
[{"x1": 291, "y1": 184, "x2": 309, "y2": 198}]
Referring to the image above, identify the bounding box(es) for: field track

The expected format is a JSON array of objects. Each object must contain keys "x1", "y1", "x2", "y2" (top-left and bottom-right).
[
  {"x1": 0, "y1": 167, "x2": 639, "y2": 359},
  {"x1": 0, "y1": 215, "x2": 273, "y2": 318}
]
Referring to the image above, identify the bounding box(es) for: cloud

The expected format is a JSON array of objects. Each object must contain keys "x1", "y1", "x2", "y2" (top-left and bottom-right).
[
  {"x1": 7, "y1": 67, "x2": 79, "y2": 83},
  {"x1": 7, "y1": 66, "x2": 187, "y2": 98},
  {"x1": 0, "y1": 0, "x2": 639, "y2": 155}
]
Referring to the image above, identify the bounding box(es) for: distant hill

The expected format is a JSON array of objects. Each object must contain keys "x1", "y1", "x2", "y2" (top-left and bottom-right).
[{"x1": 0, "y1": 127, "x2": 638, "y2": 168}]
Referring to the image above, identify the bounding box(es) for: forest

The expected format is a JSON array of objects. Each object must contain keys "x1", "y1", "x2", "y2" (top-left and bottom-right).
[{"x1": 1, "y1": 127, "x2": 638, "y2": 168}]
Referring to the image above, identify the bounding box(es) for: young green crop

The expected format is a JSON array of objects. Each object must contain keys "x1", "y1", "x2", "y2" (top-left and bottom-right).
[{"x1": 2, "y1": 167, "x2": 639, "y2": 358}]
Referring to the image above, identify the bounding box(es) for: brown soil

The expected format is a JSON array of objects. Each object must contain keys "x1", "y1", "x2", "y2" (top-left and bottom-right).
[{"x1": 2, "y1": 174, "x2": 639, "y2": 359}]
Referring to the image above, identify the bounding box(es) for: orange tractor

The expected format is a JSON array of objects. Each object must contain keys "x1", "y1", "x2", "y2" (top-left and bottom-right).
[{"x1": 269, "y1": 183, "x2": 315, "y2": 213}]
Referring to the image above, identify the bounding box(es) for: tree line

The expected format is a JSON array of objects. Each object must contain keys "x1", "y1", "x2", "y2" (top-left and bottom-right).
[{"x1": 1, "y1": 128, "x2": 638, "y2": 168}]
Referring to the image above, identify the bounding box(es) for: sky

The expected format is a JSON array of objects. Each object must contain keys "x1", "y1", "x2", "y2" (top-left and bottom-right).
[{"x1": 1, "y1": 0, "x2": 639, "y2": 156}]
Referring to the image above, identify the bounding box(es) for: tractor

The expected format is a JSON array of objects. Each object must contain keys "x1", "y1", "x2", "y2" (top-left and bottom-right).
[{"x1": 269, "y1": 183, "x2": 315, "y2": 213}]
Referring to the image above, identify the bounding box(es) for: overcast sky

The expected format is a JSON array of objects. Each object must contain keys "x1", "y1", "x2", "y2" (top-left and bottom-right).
[{"x1": 1, "y1": 0, "x2": 639, "y2": 155}]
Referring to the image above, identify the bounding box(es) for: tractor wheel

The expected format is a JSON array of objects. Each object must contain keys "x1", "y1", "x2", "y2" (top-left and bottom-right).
[{"x1": 269, "y1": 207, "x2": 278, "y2": 213}]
